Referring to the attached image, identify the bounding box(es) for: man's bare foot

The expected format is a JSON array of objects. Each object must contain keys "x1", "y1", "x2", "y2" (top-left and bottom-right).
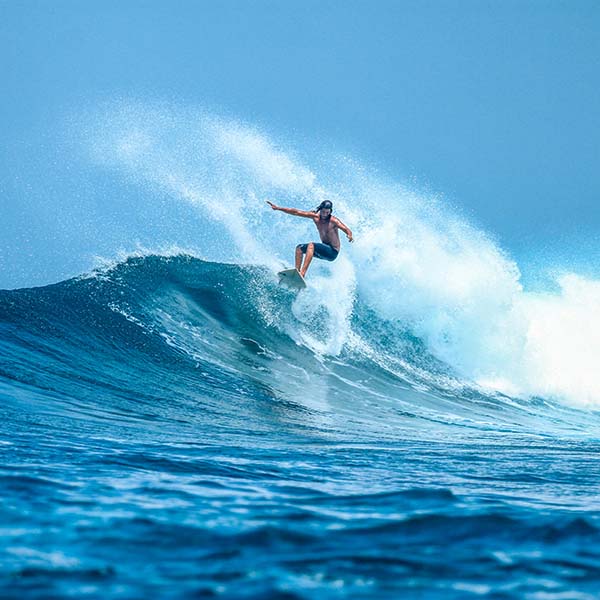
[{"x1": 299, "y1": 269, "x2": 307, "y2": 278}]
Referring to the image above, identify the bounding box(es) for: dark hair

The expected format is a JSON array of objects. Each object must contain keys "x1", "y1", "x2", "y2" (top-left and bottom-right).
[{"x1": 315, "y1": 200, "x2": 333, "y2": 213}]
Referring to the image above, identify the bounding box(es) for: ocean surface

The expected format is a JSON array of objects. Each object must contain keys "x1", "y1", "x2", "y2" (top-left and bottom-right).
[
  {"x1": 2, "y1": 102, "x2": 600, "y2": 598},
  {"x1": 2, "y1": 253, "x2": 600, "y2": 599}
]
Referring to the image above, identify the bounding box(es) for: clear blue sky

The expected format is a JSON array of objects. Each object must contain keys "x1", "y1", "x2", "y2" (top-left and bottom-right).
[{"x1": 1, "y1": 0, "x2": 599, "y2": 288}]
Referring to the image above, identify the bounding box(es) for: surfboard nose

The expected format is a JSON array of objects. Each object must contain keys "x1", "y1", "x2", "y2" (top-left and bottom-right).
[{"x1": 277, "y1": 268, "x2": 307, "y2": 290}]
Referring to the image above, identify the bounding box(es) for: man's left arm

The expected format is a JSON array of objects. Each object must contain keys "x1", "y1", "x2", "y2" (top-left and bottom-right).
[{"x1": 335, "y1": 218, "x2": 353, "y2": 243}]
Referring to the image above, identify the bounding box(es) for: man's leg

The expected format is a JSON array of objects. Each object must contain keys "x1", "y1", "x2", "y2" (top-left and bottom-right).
[
  {"x1": 300, "y1": 243, "x2": 314, "y2": 277},
  {"x1": 295, "y1": 245, "x2": 304, "y2": 271}
]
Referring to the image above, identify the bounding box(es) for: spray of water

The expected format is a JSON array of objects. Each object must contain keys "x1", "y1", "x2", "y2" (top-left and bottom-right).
[{"x1": 83, "y1": 100, "x2": 600, "y2": 407}]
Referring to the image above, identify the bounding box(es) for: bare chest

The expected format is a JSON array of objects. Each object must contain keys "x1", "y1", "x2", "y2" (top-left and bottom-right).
[{"x1": 314, "y1": 218, "x2": 339, "y2": 247}]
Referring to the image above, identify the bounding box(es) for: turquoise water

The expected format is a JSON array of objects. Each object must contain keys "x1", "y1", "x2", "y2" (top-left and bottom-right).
[{"x1": 2, "y1": 255, "x2": 600, "y2": 598}]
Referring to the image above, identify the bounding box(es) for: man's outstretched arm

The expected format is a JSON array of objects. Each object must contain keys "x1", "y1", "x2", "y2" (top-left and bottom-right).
[
  {"x1": 266, "y1": 201, "x2": 315, "y2": 219},
  {"x1": 335, "y1": 218, "x2": 354, "y2": 243}
]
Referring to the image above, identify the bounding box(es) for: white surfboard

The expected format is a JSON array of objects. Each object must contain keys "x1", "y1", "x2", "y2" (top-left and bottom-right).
[{"x1": 277, "y1": 268, "x2": 307, "y2": 290}]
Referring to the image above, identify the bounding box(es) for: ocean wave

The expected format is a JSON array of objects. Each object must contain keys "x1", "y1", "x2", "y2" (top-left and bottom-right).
[
  {"x1": 63, "y1": 101, "x2": 600, "y2": 408},
  {"x1": 1, "y1": 254, "x2": 598, "y2": 441}
]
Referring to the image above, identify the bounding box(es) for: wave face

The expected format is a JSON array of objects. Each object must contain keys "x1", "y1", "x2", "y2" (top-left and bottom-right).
[{"x1": 2, "y1": 254, "x2": 600, "y2": 598}]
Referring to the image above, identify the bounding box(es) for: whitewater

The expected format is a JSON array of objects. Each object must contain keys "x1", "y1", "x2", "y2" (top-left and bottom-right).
[
  {"x1": 81, "y1": 100, "x2": 600, "y2": 407},
  {"x1": 2, "y1": 101, "x2": 600, "y2": 598}
]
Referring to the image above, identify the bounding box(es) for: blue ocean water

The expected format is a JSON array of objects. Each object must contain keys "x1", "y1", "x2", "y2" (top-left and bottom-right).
[
  {"x1": 3, "y1": 101, "x2": 600, "y2": 598},
  {"x1": 2, "y1": 254, "x2": 600, "y2": 599}
]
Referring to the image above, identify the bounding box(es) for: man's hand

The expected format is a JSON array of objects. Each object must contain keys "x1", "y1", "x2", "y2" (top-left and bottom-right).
[
  {"x1": 347, "y1": 233, "x2": 354, "y2": 243},
  {"x1": 266, "y1": 200, "x2": 279, "y2": 211}
]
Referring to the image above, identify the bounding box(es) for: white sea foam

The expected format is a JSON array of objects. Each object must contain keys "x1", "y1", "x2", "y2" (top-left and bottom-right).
[{"x1": 84, "y1": 101, "x2": 600, "y2": 407}]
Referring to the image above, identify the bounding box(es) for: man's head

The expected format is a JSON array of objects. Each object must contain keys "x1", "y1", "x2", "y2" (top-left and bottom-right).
[{"x1": 315, "y1": 200, "x2": 333, "y2": 220}]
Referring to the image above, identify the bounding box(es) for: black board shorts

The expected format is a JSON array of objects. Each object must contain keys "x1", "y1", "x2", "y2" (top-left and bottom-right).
[{"x1": 297, "y1": 242, "x2": 339, "y2": 262}]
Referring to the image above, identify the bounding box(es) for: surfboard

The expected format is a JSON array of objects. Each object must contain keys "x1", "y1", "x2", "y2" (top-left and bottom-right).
[{"x1": 277, "y1": 268, "x2": 307, "y2": 290}]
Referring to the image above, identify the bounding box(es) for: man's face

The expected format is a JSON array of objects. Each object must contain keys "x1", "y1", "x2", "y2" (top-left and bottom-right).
[{"x1": 319, "y1": 208, "x2": 332, "y2": 219}]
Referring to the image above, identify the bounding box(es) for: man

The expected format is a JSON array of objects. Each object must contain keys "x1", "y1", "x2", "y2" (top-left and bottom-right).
[{"x1": 266, "y1": 199, "x2": 353, "y2": 277}]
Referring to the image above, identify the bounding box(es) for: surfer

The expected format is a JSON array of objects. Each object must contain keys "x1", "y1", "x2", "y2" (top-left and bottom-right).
[{"x1": 266, "y1": 200, "x2": 353, "y2": 277}]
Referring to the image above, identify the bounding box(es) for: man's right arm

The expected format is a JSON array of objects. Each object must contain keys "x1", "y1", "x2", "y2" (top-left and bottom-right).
[{"x1": 266, "y1": 201, "x2": 315, "y2": 219}]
